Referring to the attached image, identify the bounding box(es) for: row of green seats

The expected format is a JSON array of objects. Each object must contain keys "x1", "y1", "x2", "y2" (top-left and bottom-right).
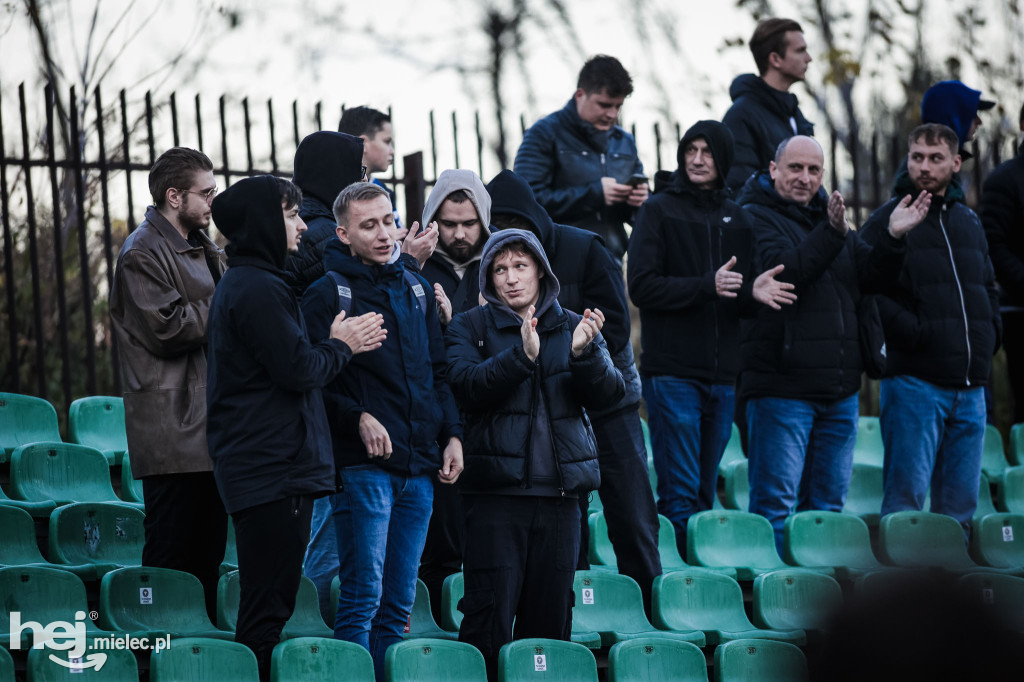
[{"x1": 1, "y1": 393, "x2": 128, "y2": 465}]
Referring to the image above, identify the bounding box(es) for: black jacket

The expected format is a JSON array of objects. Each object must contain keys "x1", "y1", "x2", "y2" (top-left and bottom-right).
[
  {"x1": 446, "y1": 230, "x2": 624, "y2": 495},
  {"x1": 737, "y1": 172, "x2": 905, "y2": 401},
  {"x1": 284, "y1": 131, "x2": 364, "y2": 296},
  {"x1": 486, "y1": 169, "x2": 641, "y2": 415},
  {"x1": 300, "y1": 240, "x2": 462, "y2": 476},
  {"x1": 513, "y1": 99, "x2": 643, "y2": 260},
  {"x1": 861, "y1": 173, "x2": 1001, "y2": 388},
  {"x1": 722, "y1": 74, "x2": 814, "y2": 191},
  {"x1": 421, "y1": 256, "x2": 482, "y2": 318},
  {"x1": 206, "y1": 175, "x2": 352, "y2": 514},
  {"x1": 981, "y1": 147, "x2": 1024, "y2": 307},
  {"x1": 629, "y1": 121, "x2": 756, "y2": 383}
]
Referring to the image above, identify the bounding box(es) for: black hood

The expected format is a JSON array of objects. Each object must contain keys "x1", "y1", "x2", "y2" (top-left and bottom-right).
[
  {"x1": 729, "y1": 73, "x2": 803, "y2": 123},
  {"x1": 292, "y1": 131, "x2": 364, "y2": 207},
  {"x1": 212, "y1": 175, "x2": 288, "y2": 269},
  {"x1": 677, "y1": 120, "x2": 735, "y2": 189},
  {"x1": 485, "y1": 169, "x2": 555, "y2": 247}
]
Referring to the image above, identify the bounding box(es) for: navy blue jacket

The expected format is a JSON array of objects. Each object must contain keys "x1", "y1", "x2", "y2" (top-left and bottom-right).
[
  {"x1": 300, "y1": 239, "x2": 462, "y2": 476},
  {"x1": 514, "y1": 99, "x2": 643, "y2": 260},
  {"x1": 206, "y1": 175, "x2": 352, "y2": 514}
]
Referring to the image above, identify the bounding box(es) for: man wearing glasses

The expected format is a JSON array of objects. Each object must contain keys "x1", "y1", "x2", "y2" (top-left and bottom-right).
[{"x1": 109, "y1": 146, "x2": 228, "y2": 620}]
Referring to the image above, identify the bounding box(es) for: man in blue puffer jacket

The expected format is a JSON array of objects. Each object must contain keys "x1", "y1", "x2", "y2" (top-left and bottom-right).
[{"x1": 446, "y1": 228, "x2": 624, "y2": 679}]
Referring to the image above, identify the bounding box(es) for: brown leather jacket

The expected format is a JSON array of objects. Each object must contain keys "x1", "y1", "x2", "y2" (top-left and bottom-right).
[{"x1": 109, "y1": 206, "x2": 226, "y2": 477}]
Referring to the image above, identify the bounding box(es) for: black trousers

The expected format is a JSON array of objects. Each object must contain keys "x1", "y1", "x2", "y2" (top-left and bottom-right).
[
  {"x1": 141, "y1": 471, "x2": 228, "y2": 620},
  {"x1": 233, "y1": 495, "x2": 313, "y2": 682},
  {"x1": 458, "y1": 495, "x2": 579, "y2": 681},
  {"x1": 578, "y1": 407, "x2": 662, "y2": 612},
  {"x1": 1004, "y1": 309, "x2": 1024, "y2": 424},
  {"x1": 419, "y1": 478, "x2": 465, "y2": 624}
]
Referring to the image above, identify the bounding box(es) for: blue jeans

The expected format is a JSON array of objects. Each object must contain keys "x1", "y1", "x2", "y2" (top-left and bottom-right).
[
  {"x1": 880, "y1": 375, "x2": 985, "y2": 535},
  {"x1": 303, "y1": 497, "x2": 338, "y2": 624},
  {"x1": 747, "y1": 394, "x2": 858, "y2": 553},
  {"x1": 642, "y1": 376, "x2": 735, "y2": 554},
  {"x1": 332, "y1": 466, "x2": 433, "y2": 682}
]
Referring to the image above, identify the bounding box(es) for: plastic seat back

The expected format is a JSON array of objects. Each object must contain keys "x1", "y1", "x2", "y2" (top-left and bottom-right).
[
  {"x1": 722, "y1": 460, "x2": 749, "y2": 511},
  {"x1": 221, "y1": 521, "x2": 238, "y2": 573},
  {"x1": 975, "y1": 473, "x2": 999, "y2": 520},
  {"x1": 588, "y1": 511, "x2": 616, "y2": 566},
  {"x1": 1003, "y1": 466, "x2": 1024, "y2": 514},
  {"x1": 958, "y1": 572, "x2": 1024, "y2": 632},
  {"x1": 27, "y1": 645, "x2": 140, "y2": 681},
  {"x1": 384, "y1": 639, "x2": 487, "y2": 681},
  {"x1": 407, "y1": 578, "x2": 457, "y2": 639},
  {"x1": 607, "y1": 637, "x2": 707, "y2": 682},
  {"x1": 270, "y1": 637, "x2": 374, "y2": 682},
  {"x1": 974, "y1": 514, "x2": 1024, "y2": 570},
  {"x1": 982, "y1": 424, "x2": 1009, "y2": 480},
  {"x1": 879, "y1": 511, "x2": 978, "y2": 569},
  {"x1": 441, "y1": 572, "x2": 464, "y2": 632},
  {"x1": 0, "y1": 504, "x2": 49, "y2": 566},
  {"x1": 150, "y1": 637, "x2": 259, "y2": 682},
  {"x1": 687, "y1": 511, "x2": 785, "y2": 573},
  {"x1": 99, "y1": 567, "x2": 227, "y2": 637},
  {"x1": 783, "y1": 511, "x2": 881, "y2": 572},
  {"x1": 120, "y1": 455, "x2": 145, "y2": 504},
  {"x1": 657, "y1": 514, "x2": 688, "y2": 569},
  {"x1": 571, "y1": 571, "x2": 656, "y2": 638},
  {"x1": 1010, "y1": 423, "x2": 1024, "y2": 466},
  {"x1": 0, "y1": 392, "x2": 61, "y2": 461},
  {"x1": 714, "y1": 639, "x2": 808, "y2": 682},
  {"x1": 717, "y1": 423, "x2": 745, "y2": 475},
  {"x1": 49, "y1": 502, "x2": 144, "y2": 570},
  {"x1": 841, "y1": 463, "x2": 883, "y2": 524},
  {"x1": 0, "y1": 566, "x2": 106, "y2": 646},
  {"x1": 68, "y1": 396, "x2": 128, "y2": 465},
  {"x1": 753, "y1": 569, "x2": 843, "y2": 632},
  {"x1": 653, "y1": 571, "x2": 755, "y2": 632},
  {"x1": 498, "y1": 638, "x2": 597, "y2": 682},
  {"x1": 852, "y1": 416, "x2": 884, "y2": 468},
  {"x1": 0, "y1": 646, "x2": 12, "y2": 682},
  {"x1": 217, "y1": 570, "x2": 331, "y2": 638},
  {"x1": 11, "y1": 442, "x2": 119, "y2": 505}
]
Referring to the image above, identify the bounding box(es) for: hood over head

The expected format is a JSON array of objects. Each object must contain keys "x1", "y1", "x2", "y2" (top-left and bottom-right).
[
  {"x1": 292, "y1": 131, "x2": 364, "y2": 207},
  {"x1": 478, "y1": 228, "x2": 560, "y2": 320},
  {"x1": 921, "y1": 80, "x2": 992, "y2": 149},
  {"x1": 212, "y1": 175, "x2": 288, "y2": 269},
  {"x1": 677, "y1": 120, "x2": 735, "y2": 190},
  {"x1": 422, "y1": 169, "x2": 492, "y2": 228},
  {"x1": 484, "y1": 169, "x2": 555, "y2": 245}
]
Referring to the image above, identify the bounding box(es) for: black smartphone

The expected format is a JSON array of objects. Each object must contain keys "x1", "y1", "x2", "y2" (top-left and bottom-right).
[{"x1": 626, "y1": 173, "x2": 648, "y2": 187}]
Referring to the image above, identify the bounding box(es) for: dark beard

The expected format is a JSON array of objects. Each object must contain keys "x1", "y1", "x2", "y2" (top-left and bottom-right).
[{"x1": 446, "y1": 238, "x2": 482, "y2": 264}]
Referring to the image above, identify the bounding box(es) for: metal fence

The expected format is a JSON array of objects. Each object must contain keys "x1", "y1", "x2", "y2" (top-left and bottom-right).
[{"x1": 1, "y1": 81, "x2": 1018, "y2": 425}]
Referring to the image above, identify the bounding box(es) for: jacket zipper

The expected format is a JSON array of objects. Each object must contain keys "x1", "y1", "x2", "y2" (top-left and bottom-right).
[
  {"x1": 707, "y1": 212, "x2": 720, "y2": 379},
  {"x1": 597, "y1": 152, "x2": 607, "y2": 224},
  {"x1": 939, "y1": 206, "x2": 972, "y2": 386},
  {"x1": 523, "y1": 357, "x2": 539, "y2": 489}
]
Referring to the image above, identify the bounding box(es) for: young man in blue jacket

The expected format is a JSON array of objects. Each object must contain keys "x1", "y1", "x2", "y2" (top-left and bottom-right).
[
  {"x1": 206, "y1": 175, "x2": 385, "y2": 681},
  {"x1": 446, "y1": 228, "x2": 624, "y2": 679},
  {"x1": 300, "y1": 181, "x2": 463, "y2": 681}
]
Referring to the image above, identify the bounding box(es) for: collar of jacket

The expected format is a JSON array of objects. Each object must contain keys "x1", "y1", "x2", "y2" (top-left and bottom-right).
[
  {"x1": 892, "y1": 167, "x2": 965, "y2": 207},
  {"x1": 324, "y1": 239, "x2": 405, "y2": 284},
  {"x1": 490, "y1": 299, "x2": 568, "y2": 332},
  {"x1": 559, "y1": 97, "x2": 620, "y2": 152},
  {"x1": 655, "y1": 169, "x2": 730, "y2": 207},
  {"x1": 744, "y1": 171, "x2": 828, "y2": 227},
  {"x1": 145, "y1": 205, "x2": 208, "y2": 255}
]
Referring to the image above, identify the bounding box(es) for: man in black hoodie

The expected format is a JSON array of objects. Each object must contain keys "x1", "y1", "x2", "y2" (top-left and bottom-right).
[
  {"x1": 486, "y1": 169, "x2": 662, "y2": 611},
  {"x1": 628, "y1": 121, "x2": 797, "y2": 554},
  {"x1": 722, "y1": 18, "x2": 814, "y2": 191},
  {"x1": 206, "y1": 175, "x2": 385, "y2": 681}
]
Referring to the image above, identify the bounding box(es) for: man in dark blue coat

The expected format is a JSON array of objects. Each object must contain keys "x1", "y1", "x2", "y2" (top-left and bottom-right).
[
  {"x1": 300, "y1": 182, "x2": 463, "y2": 682},
  {"x1": 206, "y1": 175, "x2": 385, "y2": 681},
  {"x1": 514, "y1": 55, "x2": 646, "y2": 261},
  {"x1": 446, "y1": 228, "x2": 624, "y2": 679}
]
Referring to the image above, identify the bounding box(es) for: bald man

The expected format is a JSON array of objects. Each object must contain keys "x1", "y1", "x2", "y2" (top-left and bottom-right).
[{"x1": 735, "y1": 136, "x2": 929, "y2": 551}]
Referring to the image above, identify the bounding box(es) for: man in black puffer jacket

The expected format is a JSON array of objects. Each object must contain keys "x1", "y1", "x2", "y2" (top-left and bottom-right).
[
  {"x1": 628, "y1": 120, "x2": 797, "y2": 555},
  {"x1": 738, "y1": 135, "x2": 928, "y2": 552},
  {"x1": 446, "y1": 228, "x2": 624, "y2": 679},
  {"x1": 861, "y1": 124, "x2": 1001, "y2": 539}
]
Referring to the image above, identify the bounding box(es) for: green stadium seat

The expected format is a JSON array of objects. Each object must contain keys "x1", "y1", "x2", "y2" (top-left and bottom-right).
[
  {"x1": 783, "y1": 511, "x2": 881, "y2": 580},
  {"x1": 588, "y1": 489, "x2": 603, "y2": 513},
  {"x1": 588, "y1": 511, "x2": 616, "y2": 566},
  {"x1": 571, "y1": 571, "x2": 705, "y2": 648},
  {"x1": 0, "y1": 647, "x2": 12, "y2": 682},
  {"x1": 1001, "y1": 466, "x2": 1024, "y2": 514},
  {"x1": 99, "y1": 567, "x2": 234, "y2": 640},
  {"x1": 975, "y1": 473, "x2": 999, "y2": 521},
  {"x1": 270, "y1": 637, "x2": 374, "y2": 682},
  {"x1": 150, "y1": 636, "x2": 259, "y2": 682},
  {"x1": 0, "y1": 504, "x2": 58, "y2": 569},
  {"x1": 879, "y1": 511, "x2": 1019, "y2": 574},
  {"x1": 652, "y1": 571, "x2": 804, "y2": 646},
  {"x1": 721, "y1": 460, "x2": 748, "y2": 511},
  {"x1": 0, "y1": 483, "x2": 57, "y2": 517},
  {"x1": 688, "y1": 510, "x2": 832, "y2": 581},
  {"x1": 217, "y1": 570, "x2": 332, "y2": 639},
  {"x1": 384, "y1": 639, "x2": 487, "y2": 681},
  {"x1": 0, "y1": 566, "x2": 114, "y2": 648},
  {"x1": 607, "y1": 637, "x2": 707, "y2": 682},
  {"x1": 982, "y1": 424, "x2": 1010, "y2": 481},
  {"x1": 405, "y1": 579, "x2": 458, "y2": 640},
  {"x1": 221, "y1": 521, "x2": 238, "y2": 574},
  {"x1": 973, "y1": 514, "x2": 1024, "y2": 571},
  {"x1": 0, "y1": 392, "x2": 61, "y2": 463},
  {"x1": 718, "y1": 423, "x2": 745, "y2": 475},
  {"x1": 27, "y1": 644, "x2": 140, "y2": 681},
  {"x1": 1009, "y1": 423, "x2": 1024, "y2": 466},
  {"x1": 119, "y1": 455, "x2": 144, "y2": 505},
  {"x1": 48, "y1": 502, "x2": 145, "y2": 580},
  {"x1": 841, "y1": 463, "x2": 883, "y2": 526},
  {"x1": 852, "y1": 416, "x2": 884, "y2": 469},
  {"x1": 713, "y1": 639, "x2": 808, "y2": 682},
  {"x1": 655, "y1": 514, "x2": 737, "y2": 576},
  {"x1": 752, "y1": 569, "x2": 843, "y2": 637},
  {"x1": 498, "y1": 638, "x2": 597, "y2": 682},
  {"x1": 958, "y1": 572, "x2": 1024, "y2": 633},
  {"x1": 10, "y1": 443, "x2": 141, "y2": 510},
  {"x1": 68, "y1": 396, "x2": 128, "y2": 466}
]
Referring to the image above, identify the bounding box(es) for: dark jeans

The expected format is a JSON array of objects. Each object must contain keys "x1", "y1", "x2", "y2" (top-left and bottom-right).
[
  {"x1": 578, "y1": 407, "x2": 662, "y2": 611},
  {"x1": 233, "y1": 495, "x2": 313, "y2": 682},
  {"x1": 419, "y1": 477, "x2": 465, "y2": 624},
  {"x1": 459, "y1": 495, "x2": 579, "y2": 681},
  {"x1": 141, "y1": 471, "x2": 228, "y2": 621}
]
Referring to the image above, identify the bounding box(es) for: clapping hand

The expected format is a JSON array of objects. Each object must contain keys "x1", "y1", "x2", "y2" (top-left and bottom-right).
[{"x1": 571, "y1": 308, "x2": 605, "y2": 357}]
